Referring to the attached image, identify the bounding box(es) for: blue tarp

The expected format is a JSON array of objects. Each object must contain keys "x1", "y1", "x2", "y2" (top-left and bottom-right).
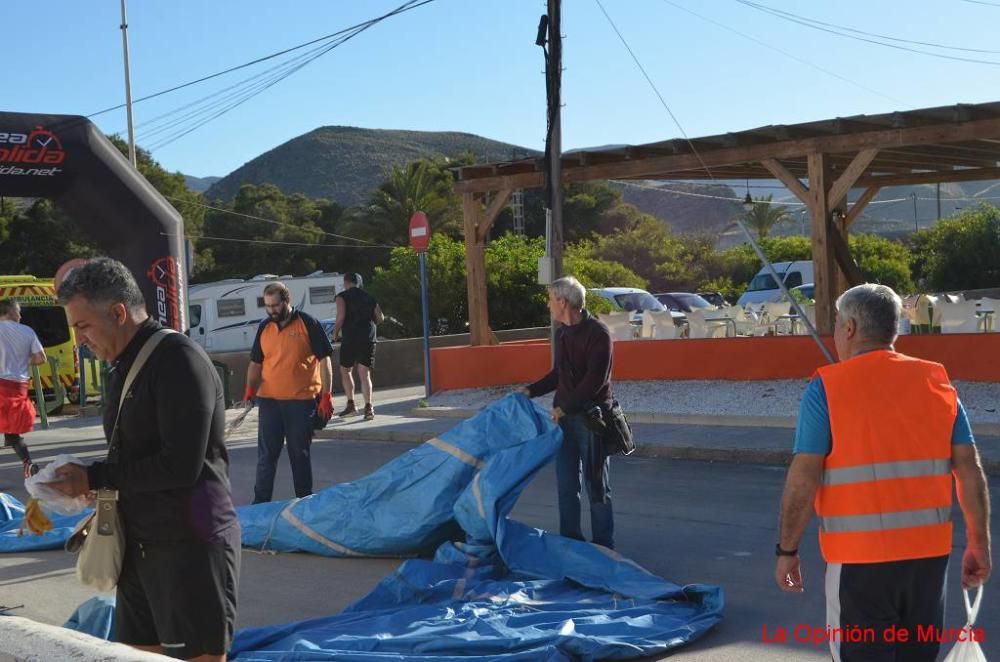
[
  {"x1": 0, "y1": 492, "x2": 89, "y2": 553},
  {"x1": 64, "y1": 595, "x2": 117, "y2": 641},
  {"x1": 232, "y1": 395, "x2": 724, "y2": 660}
]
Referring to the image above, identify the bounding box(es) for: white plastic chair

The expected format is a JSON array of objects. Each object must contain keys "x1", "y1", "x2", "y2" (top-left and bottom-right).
[
  {"x1": 763, "y1": 302, "x2": 793, "y2": 335},
  {"x1": 936, "y1": 301, "x2": 980, "y2": 334},
  {"x1": 975, "y1": 298, "x2": 999, "y2": 333},
  {"x1": 908, "y1": 294, "x2": 939, "y2": 332},
  {"x1": 687, "y1": 310, "x2": 728, "y2": 339},
  {"x1": 600, "y1": 312, "x2": 636, "y2": 341},
  {"x1": 642, "y1": 310, "x2": 677, "y2": 339},
  {"x1": 794, "y1": 304, "x2": 816, "y2": 335}
]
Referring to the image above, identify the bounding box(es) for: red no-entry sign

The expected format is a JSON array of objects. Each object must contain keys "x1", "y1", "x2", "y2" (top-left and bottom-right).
[{"x1": 409, "y1": 211, "x2": 430, "y2": 253}]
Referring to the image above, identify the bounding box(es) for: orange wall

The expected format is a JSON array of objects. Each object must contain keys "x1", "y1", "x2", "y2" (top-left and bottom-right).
[{"x1": 430, "y1": 334, "x2": 1000, "y2": 391}]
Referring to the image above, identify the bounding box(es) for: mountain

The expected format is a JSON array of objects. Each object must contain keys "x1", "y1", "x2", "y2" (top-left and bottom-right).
[
  {"x1": 612, "y1": 180, "x2": 742, "y2": 234},
  {"x1": 183, "y1": 175, "x2": 222, "y2": 193},
  {"x1": 205, "y1": 126, "x2": 537, "y2": 205}
]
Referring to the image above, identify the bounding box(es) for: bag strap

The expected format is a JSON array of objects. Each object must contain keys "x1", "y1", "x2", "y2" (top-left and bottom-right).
[
  {"x1": 963, "y1": 586, "x2": 983, "y2": 626},
  {"x1": 111, "y1": 329, "x2": 176, "y2": 439}
]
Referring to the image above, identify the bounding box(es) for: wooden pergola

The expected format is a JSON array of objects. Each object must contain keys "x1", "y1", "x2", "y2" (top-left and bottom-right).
[{"x1": 453, "y1": 101, "x2": 1000, "y2": 344}]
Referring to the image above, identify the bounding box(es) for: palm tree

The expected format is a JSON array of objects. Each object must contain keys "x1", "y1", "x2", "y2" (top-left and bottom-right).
[
  {"x1": 355, "y1": 160, "x2": 460, "y2": 245},
  {"x1": 743, "y1": 194, "x2": 792, "y2": 239}
]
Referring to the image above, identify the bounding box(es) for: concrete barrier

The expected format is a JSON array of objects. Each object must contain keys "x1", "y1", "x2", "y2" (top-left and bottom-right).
[
  {"x1": 0, "y1": 615, "x2": 169, "y2": 660},
  {"x1": 209, "y1": 327, "x2": 550, "y2": 403}
]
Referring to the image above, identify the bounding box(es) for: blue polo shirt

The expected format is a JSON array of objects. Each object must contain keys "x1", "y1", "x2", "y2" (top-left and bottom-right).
[{"x1": 793, "y1": 378, "x2": 975, "y2": 455}]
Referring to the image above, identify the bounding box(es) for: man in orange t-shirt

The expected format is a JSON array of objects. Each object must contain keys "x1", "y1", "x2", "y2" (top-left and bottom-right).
[{"x1": 245, "y1": 282, "x2": 334, "y2": 503}]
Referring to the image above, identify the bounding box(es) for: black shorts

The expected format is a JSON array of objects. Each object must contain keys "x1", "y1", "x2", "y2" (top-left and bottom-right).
[
  {"x1": 339, "y1": 339, "x2": 375, "y2": 369},
  {"x1": 116, "y1": 525, "x2": 240, "y2": 659}
]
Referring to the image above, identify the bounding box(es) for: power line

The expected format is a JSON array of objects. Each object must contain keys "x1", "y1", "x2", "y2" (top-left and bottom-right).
[
  {"x1": 737, "y1": 0, "x2": 1000, "y2": 54},
  {"x1": 593, "y1": 0, "x2": 715, "y2": 180},
  {"x1": 88, "y1": 0, "x2": 432, "y2": 119},
  {"x1": 144, "y1": 0, "x2": 435, "y2": 152},
  {"x1": 614, "y1": 179, "x2": 909, "y2": 205},
  {"x1": 736, "y1": 0, "x2": 1000, "y2": 66},
  {"x1": 959, "y1": 0, "x2": 1000, "y2": 7},
  {"x1": 660, "y1": 0, "x2": 910, "y2": 107},
  {"x1": 165, "y1": 233, "x2": 395, "y2": 249},
  {"x1": 164, "y1": 195, "x2": 395, "y2": 247}
]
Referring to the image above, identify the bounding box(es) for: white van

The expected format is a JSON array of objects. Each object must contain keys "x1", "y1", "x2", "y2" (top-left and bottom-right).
[
  {"x1": 736, "y1": 261, "x2": 814, "y2": 307},
  {"x1": 188, "y1": 272, "x2": 347, "y2": 353}
]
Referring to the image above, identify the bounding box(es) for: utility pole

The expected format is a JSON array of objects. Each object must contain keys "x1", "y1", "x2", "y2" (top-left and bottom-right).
[
  {"x1": 120, "y1": 0, "x2": 137, "y2": 167},
  {"x1": 936, "y1": 182, "x2": 941, "y2": 221},
  {"x1": 910, "y1": 191, "x2": 918, "y2": 233}
]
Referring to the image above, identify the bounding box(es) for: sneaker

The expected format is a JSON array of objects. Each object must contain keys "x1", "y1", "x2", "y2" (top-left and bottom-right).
[
  {"x1": 337, "y1": 400, "x2": 357, "y2": 417},
  {"x1": 23, "y1": 461, "x2": 39, "y2": 479},
  {"x1": 363, "y1": 404, "x2": 374, "y2": 421}
]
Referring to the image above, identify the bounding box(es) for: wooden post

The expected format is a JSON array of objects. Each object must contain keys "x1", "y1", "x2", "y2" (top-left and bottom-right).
[
  {"x1": 462, "y1": 192, "x2": 496, "y2": 346},
  {"x1": 808, "y1": 152, "x2": 838, "y2": 334}
]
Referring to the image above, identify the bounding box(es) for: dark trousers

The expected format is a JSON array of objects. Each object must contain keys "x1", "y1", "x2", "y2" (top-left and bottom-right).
[
  {"x1": 556, "y1": 413, "x2": 614, "y2": 549},
  {"x1": 253, "y1": 398, "x2": 314, "y2": 504},
  {"x1": 826, "y1": 555, "x2": 948, "y2": 662},
  {"x1": 3, "y1": 434, "x2": 31, "y2": 463}
]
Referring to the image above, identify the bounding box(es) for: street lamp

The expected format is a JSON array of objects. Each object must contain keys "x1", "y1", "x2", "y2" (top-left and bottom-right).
[
  {"x1": 742, "y1": 177, "x2": 754, "y2": 211},
  {"x1": 910, "y1": 191, "x2": 918, "y2": 233}
]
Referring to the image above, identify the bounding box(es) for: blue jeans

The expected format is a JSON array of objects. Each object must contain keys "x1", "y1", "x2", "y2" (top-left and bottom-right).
[
  {"x1": 253, "y1": 398, "x2": 315, "y2": 503},
  {"x1": 556, "y1": 413, "x2": 614, "y2": 549}
]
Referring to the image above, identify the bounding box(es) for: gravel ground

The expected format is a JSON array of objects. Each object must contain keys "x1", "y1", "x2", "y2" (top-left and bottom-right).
[{"x1": 429, "y1": 379, "x2": 1000, "y2": 423}]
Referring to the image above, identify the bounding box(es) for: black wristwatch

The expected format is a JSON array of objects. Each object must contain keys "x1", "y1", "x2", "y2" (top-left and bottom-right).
[{"x1": 775, "y1": 543, "x2": 798, "y2": 557}]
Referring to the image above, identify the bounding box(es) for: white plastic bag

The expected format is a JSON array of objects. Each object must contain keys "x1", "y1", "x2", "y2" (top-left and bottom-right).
[
  {"x1": 24, "y1": 454, "x2": 93, "y2": 515},
  {"x1": 74, "y1": 490, "x2": 124, "y2": 593},
  {"x1": 943, "y1": 587, "x2": 986, "y2": 662}
]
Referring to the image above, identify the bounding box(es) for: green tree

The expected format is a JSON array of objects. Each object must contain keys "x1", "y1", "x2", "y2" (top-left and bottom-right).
[
  {"x1": 742, "y1": 195, "x2": 792, "y2": 239},
  {"x1": 587, "y1": 215, "x2": 689, "y2": 291},
  {"x1": 911, "y1": 205, "x2": 1000, "y2": 291},
  {"x1": 849, "y1": 233, "x2": 914, "y2": 294}
]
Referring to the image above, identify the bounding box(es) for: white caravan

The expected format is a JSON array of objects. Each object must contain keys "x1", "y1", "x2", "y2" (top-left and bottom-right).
[{"x1": 188, "y1": 272, "x2": 348, "y2": 353}]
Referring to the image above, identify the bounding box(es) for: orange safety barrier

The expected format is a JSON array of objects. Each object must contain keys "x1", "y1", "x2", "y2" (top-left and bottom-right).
[{"x1": 430, "y1": 333, "x2": 1000, "y2": 392}]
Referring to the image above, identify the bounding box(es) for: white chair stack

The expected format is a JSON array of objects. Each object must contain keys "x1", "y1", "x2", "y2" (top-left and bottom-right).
[
  {"x1": 936, "y1": 301, "x2": 980, "y2": 334},
  {"x1": 687, "y1": 310, "x2": 728, "y2": 339},
  {"x1": 600, "y1": 312, "x2": 636, "y2": 341},
  {"x1": 641, "y1": 310, "x2": 677, "y2": 339},
  {"x1": 763, "y1": 302, "x2": 793, "y2": 335}
]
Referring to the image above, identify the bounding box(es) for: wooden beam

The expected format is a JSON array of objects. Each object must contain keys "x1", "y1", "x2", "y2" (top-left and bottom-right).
[
  {"x1": 843, "y1": 186, "x2": 880, "y2": 228},
  {"x1": 455, "y1": 116, "x2": 1000, "y2": 193},
  {"x1": 761, "y1": 158, "x2": 810, "y2": 203},
  {"x1": 477, "y1": 188, "x2": 513, "y2": 243},
  {"x1": 828, "y1": 214, "x2": 865, "y2": 287},
  {"x1": 857, "y1": 166, "x2": 1000, "y2": 188},
  {"x1": 462, "y1": 192, "x2": 496, "y2": 346},
  {"x1": 828, "y1": 148, "x2": 879, "y2": 208},
  {"x1": 808, "y1": 153, "x2": 837, "y2": 335}
]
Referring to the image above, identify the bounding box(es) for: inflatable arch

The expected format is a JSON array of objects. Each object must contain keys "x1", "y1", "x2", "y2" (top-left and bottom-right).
[{"x1": 0, "y1": 112, "x2": 186, "y2": 330}]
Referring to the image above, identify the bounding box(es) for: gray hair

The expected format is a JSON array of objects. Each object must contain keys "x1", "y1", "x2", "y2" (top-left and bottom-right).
[
  {"x1": 549, "y1": 276, "x2": 586, "y2": 309},
  {"x1": 0, "y1": 298, "x2": 19, "y2": 317},
  {"x1": 57, "y1": 258, "x2": 146, "y2": 312},
  {"x1": 835, "y1": 283, "x2": 901, "y2": 344}
]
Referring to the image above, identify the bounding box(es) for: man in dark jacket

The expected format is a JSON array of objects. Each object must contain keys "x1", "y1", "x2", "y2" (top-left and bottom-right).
[
  {"x1": 522, "y1": 276, "x2": 615, "y2": 549},
  {"x1": 52, "y1": 258, "x2": 239, "y2": 662}
]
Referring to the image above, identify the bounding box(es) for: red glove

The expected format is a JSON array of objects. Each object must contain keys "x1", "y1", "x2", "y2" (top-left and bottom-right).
[
  {"x1": 318, "y1": 392, "x2": 333, "y2": 419},
  {"x1": 243, "y1": 385, "x2": 255, "y2": 406}
]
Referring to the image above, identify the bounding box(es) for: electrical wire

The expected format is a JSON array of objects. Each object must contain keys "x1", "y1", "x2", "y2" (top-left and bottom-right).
[
  {"x1": 736, "y1": 0, "x2": 1000, "y2": 66},
  {"x1": 164, "y1": 195, "x2": 395, "y2": 247},
  {"x1": 164, "y1": 233, "x2": 395, "y2": 249},
  {"x1": 613, "y1": 179, "x2": 910, "y2": 205},
  {"x1": 593, "y1": 0, "x2": 715, "y2": 180},
  {"x1": 660, "y1": 0, "x2": 910, "y2": 107},
  {"x1": 88, "y1": 0, "x2": 433, "y2": 119}
]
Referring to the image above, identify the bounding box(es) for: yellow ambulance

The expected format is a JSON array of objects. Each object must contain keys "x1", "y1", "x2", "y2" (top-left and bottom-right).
[{"x1": 0, "y1": 275, "x2": 100, "y2": 408}]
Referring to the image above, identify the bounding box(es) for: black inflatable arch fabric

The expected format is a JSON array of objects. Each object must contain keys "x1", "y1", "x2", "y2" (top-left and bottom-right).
[{"x1": 0, "y1": 112, "x2": 186, "y2": 330}]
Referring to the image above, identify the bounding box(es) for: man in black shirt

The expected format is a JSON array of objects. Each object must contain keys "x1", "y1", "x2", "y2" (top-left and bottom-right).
[
  {"x1": 52, "y1": 258, "x2": 239, "y2": 662},
  {"x1": 522, "y1": 276, "x2": 616, "y2": 549},
  {"x1": 332, "y1": 273, "x2": 384, "y2": 421}
]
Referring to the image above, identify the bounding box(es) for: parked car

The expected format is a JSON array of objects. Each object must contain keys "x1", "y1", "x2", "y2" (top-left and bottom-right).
[
  {"x1": 736, "y1": 260, "x2": 814, "y2": 307},
  {"x1": 590, "y1": 287, "x2": 686, "y2": 325},
  {"x1": 697, "y1": 291, "x2": 730, "y2": 308},
  {"x1": 654, "y1": 292, "x2": 717, "y2": 313}
]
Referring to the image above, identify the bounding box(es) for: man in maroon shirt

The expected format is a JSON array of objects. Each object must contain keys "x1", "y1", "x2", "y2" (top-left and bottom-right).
[{"x1": 521, "y1": 276, "x2": 615, "y2": 549}]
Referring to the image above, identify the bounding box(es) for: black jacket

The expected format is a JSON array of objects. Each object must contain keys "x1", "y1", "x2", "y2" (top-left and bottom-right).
[
  {"x1": 527, "y1": 310, "x2": 613, "y2": 413},
  {"x1": 88, "y1": 320, "x2": 238, "y2": 543}
]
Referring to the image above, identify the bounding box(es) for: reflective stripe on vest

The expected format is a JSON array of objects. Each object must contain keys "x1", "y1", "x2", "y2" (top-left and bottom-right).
[
  {"x1": 822, "y1": 458, "x2": 951, "y2": 487},
  {"x1": 820, "y1": 506, "x2": 951, "y2": 534}
]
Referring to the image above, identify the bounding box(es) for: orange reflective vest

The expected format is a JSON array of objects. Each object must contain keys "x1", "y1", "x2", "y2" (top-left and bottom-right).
[{"x1": 814, "y1": 350, "x2": 956, "y2": 564}]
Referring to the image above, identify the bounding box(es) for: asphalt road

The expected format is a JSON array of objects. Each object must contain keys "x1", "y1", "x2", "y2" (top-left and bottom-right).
[{"x1": 1, "y1": 426, "x2": 996, "y2": 661}]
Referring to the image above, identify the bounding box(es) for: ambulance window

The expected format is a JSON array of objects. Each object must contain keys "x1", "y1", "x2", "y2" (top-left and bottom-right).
[
  {"x1": 217, "y1": 299, "x2": 246, "y2": 318},
  {"x1": 19, "y1": 307, "x2": 71, "y2": 347},
  {"x1": 189, "y1": 304, "x2": 202, "y2": 327}
]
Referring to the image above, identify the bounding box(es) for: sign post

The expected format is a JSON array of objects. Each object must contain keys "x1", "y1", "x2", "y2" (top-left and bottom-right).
[{"x1": 409, "y1": 212, "x2": 432, "y2": 398}]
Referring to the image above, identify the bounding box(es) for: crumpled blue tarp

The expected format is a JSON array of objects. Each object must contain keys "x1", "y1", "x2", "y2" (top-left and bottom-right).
[
  {"x1": 64, "y1": 595, "x2": 117, "y2": 641},
  {"x1": 0, "y1": 492, "x2": 89, "y2": 553},
  {"x1": 231, "y1": 394, "x2": 724, "y2": 660}
]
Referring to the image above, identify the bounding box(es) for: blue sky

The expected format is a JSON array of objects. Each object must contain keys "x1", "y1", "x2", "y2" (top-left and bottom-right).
[{"x1": 6, "y1": 0, "x2": 1000, "y2": 178}]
